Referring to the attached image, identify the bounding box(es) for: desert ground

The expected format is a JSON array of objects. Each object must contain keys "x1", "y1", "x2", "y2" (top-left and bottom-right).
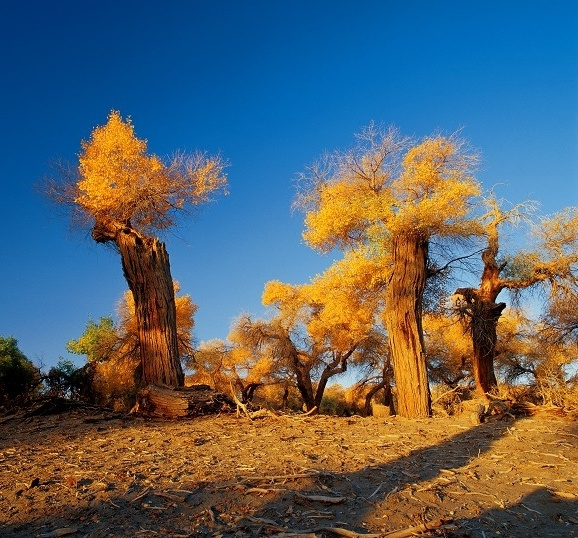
[{"x1": 0, "y1": 402, "x2": 577, "y2": 537}]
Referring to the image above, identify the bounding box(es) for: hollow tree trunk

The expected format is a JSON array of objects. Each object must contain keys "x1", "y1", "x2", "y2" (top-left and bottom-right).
[
  {"x1": 384, "y1": 234, "x2": 431, "y2": 418},
  {"x1": 93, "y1": 220, "x2": 184, "y2": 388}
]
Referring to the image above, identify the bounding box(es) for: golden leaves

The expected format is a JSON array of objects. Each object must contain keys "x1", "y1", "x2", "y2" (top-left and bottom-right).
[
  {"x1": 300, "y1": 127, "x2": 481, "y2": 251},
  {"x1": 75, "y1": 111, "x2": 227, "y2": 233}
]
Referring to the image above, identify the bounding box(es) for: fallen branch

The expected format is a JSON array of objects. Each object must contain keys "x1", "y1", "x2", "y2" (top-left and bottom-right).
[
  {"x1": 229, "y1": 381, "x2": 253, "y2": 420},
  {"x1": 432, "y1": 386, "x2": 460, "y2": 405},
  {"x1": 240, "y1": 470, "x2": 328, "y2": 483},
  {"x1": 294, "y1": 492, "x2": 347, "y2": 504},
  {"x1": 382, "y1": 518, "x2": 454, "y2": 537},
  {"x1": 130, "y1": 487, "x2": 151, "y2": 502}
]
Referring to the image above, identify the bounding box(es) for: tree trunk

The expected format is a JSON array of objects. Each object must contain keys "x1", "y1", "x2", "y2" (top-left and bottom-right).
[
  {"x1": 314, "y1": 351, "x2": 351, "y2": 409},
  {"x1": 292, "y1": 353, "x2": 316, "y2": 411},
  {"x1": 363, "y1": 380, "x2": 392, "y2": 417},
  {"x1": 455, "y1": 227, "x2": 506, "y2": 396},
  {"x1": 241, "y1": 382, "x2": 262, "y2": 404},
  {"x1": 470, "y1": 300, "x2": 505, "y2": 394},
  {"x1": 384, "y1": 235, "x2": 431, "y2": 418},
  {"x1": 92, "y1": 220, "x2": 184, "y2": 388},
  {"x1": 134, "y1": 384, "x2": 234, "y2": 417}
]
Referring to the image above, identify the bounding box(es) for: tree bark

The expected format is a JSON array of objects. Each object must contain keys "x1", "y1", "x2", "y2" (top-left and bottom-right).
[
  {"x1": 290, "y1": 350, "x2": 316, "y2": 411},
  {"x1": 471, "y1": 301, "x2": 505, "y2": 393},
  {"x1": 455, "y1": 225, "x2": 505, "y2": 395},
  {"x1": 134, "y1": 384, "x2": 234, "y2": 418},
  {"x1": 384, "y1": 234, "x2": 431, "y2": 418},
  {"x1": 92, "y1": 220, "x2": 184, "y2": 388}
]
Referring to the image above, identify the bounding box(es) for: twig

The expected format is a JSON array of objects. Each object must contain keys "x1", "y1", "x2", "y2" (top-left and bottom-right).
[
  {"x1": 294, "y1": 492, "x2": 346, "y2": 504},
  {"x1": 153, "y1": 490, "x2": 185, "y2": 503},
  {"x1": 432, "y1": 386, "x2": 460, "y2": 405},
  {"x1": 245, "y1": 487, "x2": 287, "y2": 495},
  {"x1": 382, "y1": 518, "x2": 454, "y2": 538},
  {"x1": 240, "y1": 470, "x2": 327, "y2": 483},
  {"x1": 130, "y1": 486, "x2": 151, "y2": 502}
]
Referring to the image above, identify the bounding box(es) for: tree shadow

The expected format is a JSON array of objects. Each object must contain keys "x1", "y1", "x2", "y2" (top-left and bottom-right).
[{"x1": 1, "y1": 412, "x2": 576, "y2": 537}]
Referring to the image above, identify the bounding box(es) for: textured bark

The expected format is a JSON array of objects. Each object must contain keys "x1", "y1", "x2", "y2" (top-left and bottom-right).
[
  {"x1": 134, "y1": 384, "x2": 234, "y2": 418},
  {"x1": 384, "y1": 235, "x2": 431, "y2": 418},
  {"x1": 92, "y1": 220, "x2": 184, "y2": 388},
  {"x1": 455, "y1": 225, "x2": 505, "y2": 395},
  {"x1": 454, "y1": 292, "x2": 505, "y2": 395}
]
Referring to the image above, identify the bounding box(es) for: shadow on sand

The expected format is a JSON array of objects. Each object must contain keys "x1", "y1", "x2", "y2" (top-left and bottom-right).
[{"x1": 1, "y1": 411, "x2": 576, "y2": 537}]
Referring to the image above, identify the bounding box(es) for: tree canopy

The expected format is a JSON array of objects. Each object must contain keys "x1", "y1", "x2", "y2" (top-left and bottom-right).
[{"x1": 74, "y1": 111, "x2": 227, "y2": 235}]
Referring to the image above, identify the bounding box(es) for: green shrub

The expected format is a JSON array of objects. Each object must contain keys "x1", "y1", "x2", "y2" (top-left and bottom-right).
[{"x1": 0, "y1": 336, "x2": 40, "y2": 408}]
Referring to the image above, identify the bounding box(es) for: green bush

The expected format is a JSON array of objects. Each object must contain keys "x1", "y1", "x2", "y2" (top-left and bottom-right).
[{"x1": 0, "y1": 336, "x2": 40, "y2": 408}]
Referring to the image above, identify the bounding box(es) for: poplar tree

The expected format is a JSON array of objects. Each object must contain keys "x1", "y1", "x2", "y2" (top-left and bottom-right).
[{"x1": 52, "y1": 111, "x2": 227, "y2": 388}]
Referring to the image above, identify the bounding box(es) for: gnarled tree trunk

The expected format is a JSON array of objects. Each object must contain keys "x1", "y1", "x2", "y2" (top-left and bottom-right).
[
  {"x1": 92, "y1": 220, "x2": 184, "y2": 388},
  {"x1": 384, "y1": 234, "x2": 431, "y2": 418},
  {"x1": 469, "y1": 298, "x2": 505, "y2": 394},
  {"x1": 455, "y1": 224, "x2": 506, "y2": 396}
]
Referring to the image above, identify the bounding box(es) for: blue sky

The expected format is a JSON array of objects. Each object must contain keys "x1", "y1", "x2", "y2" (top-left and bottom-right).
[{"x1": 1, "y1": 1, "x2": 577, "y2": 370}]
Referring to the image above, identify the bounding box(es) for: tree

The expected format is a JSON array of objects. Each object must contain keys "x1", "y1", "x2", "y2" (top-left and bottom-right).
[
  {"x1": 44, "y1": 358, "x2": 94, "y2": 401},
  {"x1": 541, "y1": 286, "x2": 578, "y2": 347},
  {"x1": 66, "y1": 317, "x2": 120, "y2": 363},
  {"x1": 296, "y1": 125, "x2": 481, "y2": 417},
  {"x1": 187, "y1": 339, "x2": 278, "y2": 403},
  {"x1": 229, "y1": 257, "x2": 387, "y2": 412},
  {"x1": 0, "y1": 336, "x2": 40, "y2": 407},
  {"x1": 454, "y1": 201, "x2": 578, "y2": 395},
  {"x1": 51, "y1": 111, "x2": 227, "y2": 388},
  {"x1": 68, "y1": 283, "x2": 197, "y2": 409},
  {"x1": 494, "y1": 309, "x2": 577, "y2": 406}
]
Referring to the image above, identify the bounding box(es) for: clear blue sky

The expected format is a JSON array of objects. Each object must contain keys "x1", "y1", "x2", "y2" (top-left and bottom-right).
[{"x1": 1, "y1": 1, "x2": 577, "y2": 370}]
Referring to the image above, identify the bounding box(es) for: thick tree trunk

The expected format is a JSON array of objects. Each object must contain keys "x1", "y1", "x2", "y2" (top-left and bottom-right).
[
  {"x1": 92, "y1": 220, "x2": 184, "y2": 388},
  {"x1": 384, "y1": 235, "x2": 431, "y2": 418},
  {"x1": 468, "y1": 299, "x2": 505, "y2": 394},
  {"x1": 134, "y1": 384, "x2": 234, "y2": 417}
]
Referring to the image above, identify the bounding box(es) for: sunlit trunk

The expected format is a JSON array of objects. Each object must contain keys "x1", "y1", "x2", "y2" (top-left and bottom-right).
[
  {"x1": 93, "y1": 220, "x2": 184, "y2": 387},
  {"x1": 456, "y1": 232, "x2": 505, "y2": 396},
  {"x1": 384, "y1": 234, "x2": 431, "y2": 418}
]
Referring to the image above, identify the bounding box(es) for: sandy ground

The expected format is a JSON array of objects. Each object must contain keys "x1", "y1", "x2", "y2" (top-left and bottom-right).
[{"x1": 0, "y1": 403, "x2": 577, "y2": 537}]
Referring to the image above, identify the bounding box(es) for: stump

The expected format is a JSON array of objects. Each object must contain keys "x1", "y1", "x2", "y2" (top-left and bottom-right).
[{"x1": 133, "y1": 384, "x2": 235, "y2": 418}]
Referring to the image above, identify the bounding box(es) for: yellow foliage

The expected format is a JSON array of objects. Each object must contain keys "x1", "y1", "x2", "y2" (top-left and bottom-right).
[
  {"x1": 76, "y1": 111, "x2": 227, "y2": 233},
  {"x1": 423, "y1": 313, "x2": 472, "y2": 380},
  {"x1": 301, "y1": 129, "x2": 481, "y2": 252}
]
